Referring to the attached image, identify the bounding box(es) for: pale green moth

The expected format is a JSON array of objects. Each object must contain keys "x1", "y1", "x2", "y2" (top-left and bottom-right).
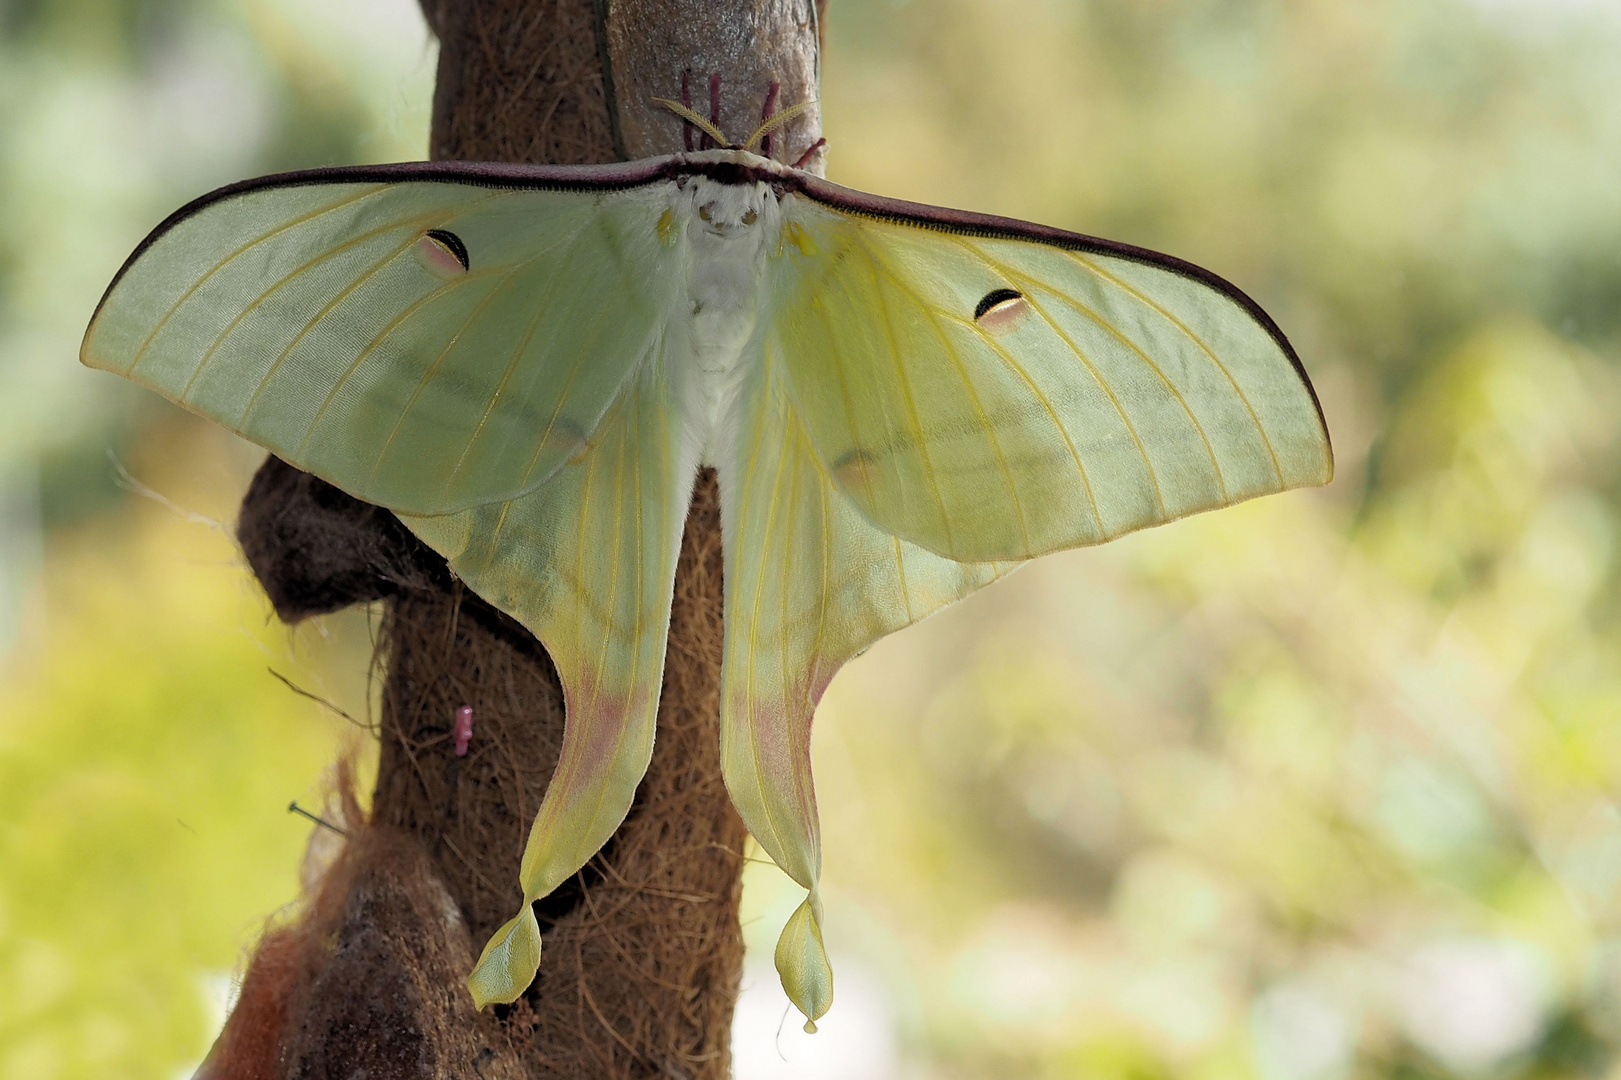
[{"x1": 80, "y1": 99, "x2": 1332, "y2": 1032}]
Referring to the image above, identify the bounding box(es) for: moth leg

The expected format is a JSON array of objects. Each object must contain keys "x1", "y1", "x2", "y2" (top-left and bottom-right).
[
  {"x1": 791, "y1": 138, "x2": 827, "y2": 170},
  {"x1": 761, "y1": 79, "x2": 781, "y2": 159},
  {"x1": 680, "y1": 70, "x2": 695, "y2": 152},
  {"x1": 707, "y1": 73, "x2": 723, "y2": 150}
]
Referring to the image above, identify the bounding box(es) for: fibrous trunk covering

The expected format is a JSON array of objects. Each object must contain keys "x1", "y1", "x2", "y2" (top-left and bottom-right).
[{"x1": 203, "y1": 0, "x2": 761, "y2": 1076}]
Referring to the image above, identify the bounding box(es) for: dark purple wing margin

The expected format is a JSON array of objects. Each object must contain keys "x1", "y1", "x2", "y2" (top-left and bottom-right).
[
  {"x1": 90, "y1": 157, "x2": 682, "y2": 323},
  {"x1": 787, "y1": 173, "x2": 1330, "y2": 446},
  {"x1": 91, "y1": 155, "x2": 1328, "y2": 450}
]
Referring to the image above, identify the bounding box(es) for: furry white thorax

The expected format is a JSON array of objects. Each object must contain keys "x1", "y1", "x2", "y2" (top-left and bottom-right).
[{"x1": 670, "y1": 167, "x2": 783, "y2": 467}]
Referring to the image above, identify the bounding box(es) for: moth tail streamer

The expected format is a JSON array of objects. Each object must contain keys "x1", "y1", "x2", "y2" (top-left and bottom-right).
[
  {"x1": 717, "y1": 681, "x2": 836, "y2": 1031},
  {"x1": 399, "y1": 368, "x2": 689, "y2": 1010},
  {"x1": 459, "y1": 679, "x2": 662, "y2": 1009},
  {"x1": 775, "y1": 892, "x2": 834, "y2": 1032},
  {"x1": 466, "y1": 905, "x2": 543, "y2": 1010}
]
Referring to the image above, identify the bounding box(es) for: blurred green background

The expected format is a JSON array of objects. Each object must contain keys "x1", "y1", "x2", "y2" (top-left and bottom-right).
[{"x1": 3, "y1": 0, "x2": 1620, "y2": 1077}]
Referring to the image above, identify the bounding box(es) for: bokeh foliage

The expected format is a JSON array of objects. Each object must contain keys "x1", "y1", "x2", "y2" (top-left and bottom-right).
[
  {"x1": 3, "y1": 0, "x2": 1621, "y2": 1077},
  {"x1": 0, "y1": 421, "x2": 372, "y2": 1078},
  {"x1": 0, "y1": 0, "x2": 423, "y2": 1074}
]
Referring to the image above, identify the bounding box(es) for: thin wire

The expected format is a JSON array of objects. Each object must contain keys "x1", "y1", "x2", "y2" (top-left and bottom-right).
[
  {"x1": 775, "y1": 1002, "x2": 793, "y2": 1060},
  {"x1": 288, "y1": 801, "x2": 349, "y2": 837}
]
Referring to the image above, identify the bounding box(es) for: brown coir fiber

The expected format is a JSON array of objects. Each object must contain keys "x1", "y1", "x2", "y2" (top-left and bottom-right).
[
  {"x1": 427, "y1": 0, "x2": 618, "y2": 166},
  {"x1": 196, "y1": 770, "x2": 532, "y2": 1080},
  {"x1": 227, "y1": 462, "x2": 747, "y2": 1078},
  {"x1": 212, "y1": 0, "x2": 756, "y2": 1070},
  {"x1": 369, "y1": 470, "x2": 749, "y2": 1078}
]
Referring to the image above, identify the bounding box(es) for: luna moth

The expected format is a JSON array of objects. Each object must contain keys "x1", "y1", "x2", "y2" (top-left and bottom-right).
[{"x1": 80, "y1": 97, "x2": 1332, "y2": 1033}]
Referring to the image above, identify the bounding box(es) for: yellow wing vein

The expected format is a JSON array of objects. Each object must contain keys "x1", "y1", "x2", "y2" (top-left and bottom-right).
[
  {"x1": 961, "y1": 242, "x2": 1230, "y2": 503},
  {"x1": 237, "y1": 232, "x2": 428, "y2": 425},
  {"x1": 588, "y1": 407, "x2": 630, "y2": 694},
  {"x1": 513, "y1": 322, "x2": 629, "y2": 493},
  {"x1": 177, "y1": 211, "x2": 444, "y2": 403},
  {"x1": 776, "y1": 414, "x2": 801, "y2": 751},
  {"x1": 810, "y1": 423, "x2": 835, "y2": 697},
  {"x1": 860, "y1": 248, "x2": 1035, "y2": 554},
  {"x1": 290, "y1": 264, "x2": 511, "y2": 461},
  {"x1": 367, "y1": 255, "x2": 537, "y2": 489},
  {"x1": 856, "y1": 240, "x2": 957, "y2": 555},
  {"x1": 1019, "y1": 285, "x2": 1169, "y2": 517},
  {"x1": 537, "y1": 396, "x2": 616, "y2": 877},
  {"x1": 1067, "y1": 250, "x2": 1284, "y2": 484},
  {"x1": 484, "y1": 498, "x2": 517, "y2": 559},
  {"x1": 121, "y1": 183, "x2": 392, "y2": 376},
  {"x1": 785, "y1": 434, "x2": 818, "y2": 876},
  {"x1": 891, "y1": 535, "x2": 914, "y2": 624},
  {"x1": 930, "y1": 308, "x2": 1105, "y2": 540},
  {"x1": 579, "y1": 398, "x2": 642, "y2": 853},
  {"x1": 443, "y1": 217, "x2": 597, "y2": 494},
  {"x1": 824, "y1": 227, "x2": 1104, "y2": 540},
  {"x1": 745, "y1": 364, "x2": 800, "y2": 871},
  {"x1": 937, "y1": 236, "x2": 1167, "y2": 520},
  {"x1": 797, "y1": 227, "x2": 916, "y2": 596},
  {"x1": 568, "y1": 400, "x2": 601, "y2": 676},
  {"x1": 546, "y1": 436, "x2": 603, "y2": 852},
  {"x1": 512, "y1": 238, "x2": 674, "y2": 496},
  {"x1": 807, "y1": 305, "x2": 877, "y2": 499},
  {"x1": 733, "y1": 354, "x2": 776, "y2": 568}
]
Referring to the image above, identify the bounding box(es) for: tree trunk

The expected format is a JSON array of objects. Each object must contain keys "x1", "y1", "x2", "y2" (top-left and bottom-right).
[{"x1": 199, "y1": 2, "x2": 824, "y2": 1078}]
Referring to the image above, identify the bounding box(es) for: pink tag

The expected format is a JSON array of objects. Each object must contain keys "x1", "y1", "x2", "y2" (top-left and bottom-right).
[{"x1": 454, "y1": 705, "x2": 474, "y2": 757}]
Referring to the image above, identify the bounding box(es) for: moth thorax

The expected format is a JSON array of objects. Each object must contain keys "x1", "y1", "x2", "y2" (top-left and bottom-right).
[{"x1": 690, "y1": 177, "x2": 773, "y2": 233}]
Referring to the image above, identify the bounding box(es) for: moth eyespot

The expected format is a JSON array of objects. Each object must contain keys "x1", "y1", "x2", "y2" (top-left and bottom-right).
[
  {"x1": 832, "y1": 447, "x2": 879, "y2": 492},
  {"x1": 657, "y1": 208, "x2": 677, "y2": 245},
  {"x1": 742, "y1": 209, "x2": 758, "y2": 225},
  {"x1": 973, "y1": 288, "x2": 1029, "y2": 334},
  {"x1": 973, "y1": 288, "x2": 1023, "y2": 320},
  {"x1": 783, "y1": 221, "x2": 817, "y2": 257},
  {"x1": 698, "y1": 205, "x2": 712, "y2": 222},
  {"x1": 551, "y1": 419, "x2": 592, "y2": 464},
  {"x1": 416, "y1": 228, "x2": 469, "y2": 277}
]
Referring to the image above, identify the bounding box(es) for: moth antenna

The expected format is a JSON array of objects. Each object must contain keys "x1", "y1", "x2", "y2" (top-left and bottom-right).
[
  {"x1": 709, "y1": 73, "x2": 722, "y2": 151},
  {"x1": 761, "y1": 80, "x2": 781, "y2": 159},
  {"x1": 653, "y1": 97, "x2": 733, "y2": 149},
  {"x1": 744, "y1": 99, "x2": 817, "y2": 153},
  {"x1": 791, "y1": 136, "x2": 827, "y2": 170},
  {"x1": 680, "y1": 70, "x2": 694, "y2": 152}
]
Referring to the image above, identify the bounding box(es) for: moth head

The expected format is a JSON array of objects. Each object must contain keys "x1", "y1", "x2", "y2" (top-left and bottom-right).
[{"x1": 690, "y1": 178, "x2": 773, "y2": 234}]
